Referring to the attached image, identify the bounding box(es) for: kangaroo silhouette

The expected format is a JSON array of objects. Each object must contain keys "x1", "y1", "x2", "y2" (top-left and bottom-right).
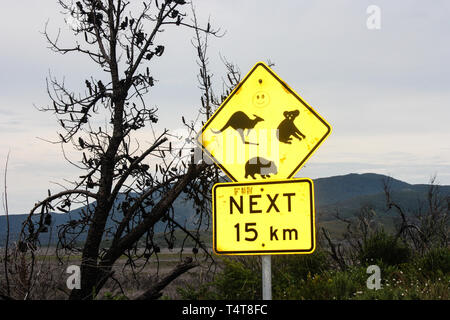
[{"x1": 211, "y1": 111, "x2": 263, "y2": 145}]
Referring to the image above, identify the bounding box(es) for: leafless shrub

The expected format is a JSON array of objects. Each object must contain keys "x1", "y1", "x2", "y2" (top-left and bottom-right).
[{"x1": 16, "y1": 0, "x2": 235, "y2": 300}]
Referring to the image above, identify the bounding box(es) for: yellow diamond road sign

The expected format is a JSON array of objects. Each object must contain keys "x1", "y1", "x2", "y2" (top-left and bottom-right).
[
  {"x1": 212, "y1": 179, "x2": 315, "y2": 255},
  {"x1": 197, "y1": 62, "x2": 332, "y2": 181}
]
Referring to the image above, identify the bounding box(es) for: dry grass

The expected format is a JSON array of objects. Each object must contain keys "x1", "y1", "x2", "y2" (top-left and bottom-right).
[{"x1": 0, "y1": 247, "x2": 215, "y2": 300}]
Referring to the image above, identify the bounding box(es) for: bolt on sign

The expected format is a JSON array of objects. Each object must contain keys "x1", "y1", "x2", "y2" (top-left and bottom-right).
[
  {"x1": 196, "y1": 61, "x2": 332, "y2": 182},
  {"x1": 212, "y1": 179, "x2": 315, "y2": 255}
]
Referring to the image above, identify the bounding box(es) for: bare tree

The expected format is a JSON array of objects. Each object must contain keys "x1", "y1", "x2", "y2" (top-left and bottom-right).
[
  {"x1": 321, "y1": 205, "x2": 379, "y2": 270},
  {"x1": 1, "y1": 152, "x2": 11, "y2": 299},
  {"x1": 322, "y1": 175, "x2": 449, "y2": 270},
  {"x1": 383, "y1": 175, "x2": 449, "y2": 253},
  {"x1": 18, "y1": 0, "x2": 229, "y2": 300}
]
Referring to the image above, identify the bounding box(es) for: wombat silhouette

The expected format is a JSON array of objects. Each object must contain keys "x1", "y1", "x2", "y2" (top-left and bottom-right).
[
  {"x1": 277, "y1": 110, "x2": 306, "y2": 144},
  {"x1": 211, "y1": 111, "x2": 263, "y2": 145},
  {"x1": 244, "y1": 157, "x2": 278, "y2": 179}
]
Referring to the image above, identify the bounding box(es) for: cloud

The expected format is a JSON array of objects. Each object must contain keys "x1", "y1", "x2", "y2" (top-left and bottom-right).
[{"x1": 1, "y1": 0, "x2": 450, "y2": 214}]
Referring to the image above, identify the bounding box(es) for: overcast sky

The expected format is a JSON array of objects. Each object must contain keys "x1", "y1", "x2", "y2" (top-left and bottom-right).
[{"x1": 1, "y1": 0, "x2": 449, "y2": 214}]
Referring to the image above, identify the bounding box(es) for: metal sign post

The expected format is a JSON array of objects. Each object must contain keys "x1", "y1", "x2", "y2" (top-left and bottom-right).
[{"x1": 262, "y1": 255, "x2": 272, "y2": 300}]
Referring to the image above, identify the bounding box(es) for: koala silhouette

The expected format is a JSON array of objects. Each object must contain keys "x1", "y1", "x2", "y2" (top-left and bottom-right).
[{"x1": 276, "y1": 110, "x2": 306, "y2": 144}]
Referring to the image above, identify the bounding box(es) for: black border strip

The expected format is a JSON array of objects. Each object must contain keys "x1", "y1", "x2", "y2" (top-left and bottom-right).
[
  {"x1": 0, "y1": 300, "x2": 439, "y2": 317},
  {"x1": 212, "y1": 179, "x2": 315, "y2": 255},
  {"x1": 196, "y1": 62, "x2": 332, "y2": 181}
]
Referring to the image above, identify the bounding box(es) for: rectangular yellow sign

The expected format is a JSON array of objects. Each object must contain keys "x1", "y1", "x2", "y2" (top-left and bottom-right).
[{"x1": 212, "y1": 179, "x2": 315, "y2": 255}]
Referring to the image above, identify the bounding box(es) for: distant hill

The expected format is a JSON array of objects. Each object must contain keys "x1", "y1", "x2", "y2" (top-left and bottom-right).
[
  {"x1": 315, "y1": 173, "x2": 449, "y2": 221},
  {"x1": 0, "y1": 194, "x2": 196, "y2": 246},
  {"x1": 314, "y1": 173, "x2": 409, "y2": 206},
  {"x1": 1, "y1": 173, "x2": 448, "y2": 245}
]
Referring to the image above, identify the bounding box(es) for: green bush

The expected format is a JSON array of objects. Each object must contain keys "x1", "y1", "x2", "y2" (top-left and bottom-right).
[
  {"x1": 177, "y1": 244, "x2": 449, "y2": 300},
  {"x1": 271, "y1": 250, "x2": 333, "y2": 299},
  {"x1": 274, "y1": 250, "x2": 331, "y2": 281},
  {"x1": 213, "y1": 257, "x2": 261, "y2": 299},
  {"x1": 177, "y1": 257, "x2": 261, "y2": 300},
  {"x1": 285, "y1": 267, "x2": 367, "y2": 300},
  {"x1": 101, "y1": 291, "x2": 128, "y2": 300},
  {"x1": 359, "y1": 231, "x2": 411, "y2": 266},
  {"x1": 176, "y1": 282, "x2": 216, "y2": 300},
  {"x1": 177, "y1": 251, "x2": 334, "y2": 300},
  {"x1": 416, "y1": 247, "x2": 450, "y2": 276}
]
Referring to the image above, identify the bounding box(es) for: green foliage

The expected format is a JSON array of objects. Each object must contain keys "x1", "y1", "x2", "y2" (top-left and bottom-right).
[
  {"x1": 213, "y1": 257, "x2": 261, "y2": 299},
  {"x1": 274, "y1": 250, "x2": 331, "y2": 281},
  {"x1": 176, "y1": 284, "x2": 211, "y2": 300},
  {"x1": 178, "y1": 250, "x2": 334, "y2": 300},
  {"x1": 177, "y1": 246, "x2": 449, "y2": 300},
  {"x1": 177, "y1": 257, "x2": 261, "y2": 300},
  {"x1": 101, "y1": 291, "x2": 129, "y2": 300},
  {"x1": 357, "y1": 261, "x2": 449, "y2": 300},
  {"x1": 274, "y1": 266, "x2": 368, "y2": 300},
  {"x1": 296, "y1": 267, "x2": 367, "y2": 300},
  {"x1": 271, "y1": 250, "x2": 333, "y2": 299},
  {"x1": 416, "y1": 247, "x2": 450, "y2": 276},
  {"x1": 358, "y1": 230, "x2": 411, "y2": 266}
]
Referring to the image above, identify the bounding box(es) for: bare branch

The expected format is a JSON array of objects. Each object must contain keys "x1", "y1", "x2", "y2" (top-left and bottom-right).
[
  {"x1": 2, "y1": 151, "x2": 11, "y2": 296},
  {"x1": 135, "y1": 257, "x2": 198, "y2": 300}
]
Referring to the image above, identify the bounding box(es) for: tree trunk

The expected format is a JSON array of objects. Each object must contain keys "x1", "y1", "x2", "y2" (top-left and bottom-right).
[{"x1": 69, "y1": 95, "x2": 125, "y2": 300}]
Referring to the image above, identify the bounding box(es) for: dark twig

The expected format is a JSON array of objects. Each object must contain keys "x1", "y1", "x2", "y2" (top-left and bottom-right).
[
  {"x1": 2, "y1": 151, "x2": 11, "y2": 296},
  {"x1": 321, "y1": 227, "x2": 347, "y2": 271},
  {"x1": 135, "y1": 257, "x2": 198, "y2": 300}
]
